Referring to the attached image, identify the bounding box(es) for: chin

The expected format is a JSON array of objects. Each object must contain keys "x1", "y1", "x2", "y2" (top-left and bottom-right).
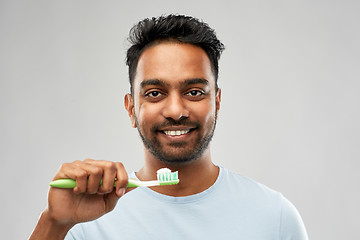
[
  {"x1": 159, "y1": 155, "x2": 196, "y2": 165},
  {"x1": 151, "y1": 147, "x2": 206, "y2": 165}
]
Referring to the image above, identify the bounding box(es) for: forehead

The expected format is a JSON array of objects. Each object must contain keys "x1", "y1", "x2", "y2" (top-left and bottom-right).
[{"x1": 134, "y1": 42, "x2": 215, "y2": 90}]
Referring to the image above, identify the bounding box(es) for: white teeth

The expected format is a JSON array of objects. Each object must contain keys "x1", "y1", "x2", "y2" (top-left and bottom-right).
[{"x1": 164, "y1": 130, "x2": 190, "y2": 136}]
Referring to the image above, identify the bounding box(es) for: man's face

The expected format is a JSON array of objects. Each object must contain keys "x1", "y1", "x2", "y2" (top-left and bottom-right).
[{"x1": 125, "y1": 42, "x2": 221, "y2": 164}]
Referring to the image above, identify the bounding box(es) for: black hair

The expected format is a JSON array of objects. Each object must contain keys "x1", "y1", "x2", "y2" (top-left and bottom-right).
[{"x1": 126, "y1": 14, "x2": 225, "y2": 93}]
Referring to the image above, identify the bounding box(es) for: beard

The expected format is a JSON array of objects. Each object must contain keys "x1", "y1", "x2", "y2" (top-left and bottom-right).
[{"x1": 135, "y1": 115, "x2": 217, "y2": 165}]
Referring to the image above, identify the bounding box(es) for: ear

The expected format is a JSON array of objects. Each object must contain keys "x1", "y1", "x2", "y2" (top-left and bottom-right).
[
  {"x1": 124, "y1": 93, "x2": 137, "y2": 128},
  {"x1": 215, "y1": 88, "x2": 221, "y2": 119}
]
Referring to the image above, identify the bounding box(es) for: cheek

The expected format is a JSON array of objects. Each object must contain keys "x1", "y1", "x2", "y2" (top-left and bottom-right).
[
  {"x1": 136, "y1": 103, "x2": 161, "y2": 127},
  {"x1": 190, "y1": 101, "x2": 216, "y2": 124}
]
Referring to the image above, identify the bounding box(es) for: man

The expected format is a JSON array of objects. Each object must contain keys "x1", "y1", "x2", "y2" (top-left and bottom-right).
[{"x1": 30, "y1": 15, "x2": 308, "y2": 239}]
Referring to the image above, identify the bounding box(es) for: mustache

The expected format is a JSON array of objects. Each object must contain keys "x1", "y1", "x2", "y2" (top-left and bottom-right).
[{"x1": 151, "y1": 118, "x2": 200, "y2": 131}]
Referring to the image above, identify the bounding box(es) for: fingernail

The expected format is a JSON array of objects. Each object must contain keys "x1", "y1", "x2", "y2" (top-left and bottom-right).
[{"x1": 117, "y1": 188, "x2": 126, "y2": 197}]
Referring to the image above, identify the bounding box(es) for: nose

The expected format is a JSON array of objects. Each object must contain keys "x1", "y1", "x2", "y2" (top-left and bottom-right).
[{"x1": 162, "y1": 93, "x2": 189, "y2": 120}]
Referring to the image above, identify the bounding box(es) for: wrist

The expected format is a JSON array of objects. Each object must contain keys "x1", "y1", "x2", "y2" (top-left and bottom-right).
[{"x1": 29, "y1": 209, "x2": 75, "y2": 240}]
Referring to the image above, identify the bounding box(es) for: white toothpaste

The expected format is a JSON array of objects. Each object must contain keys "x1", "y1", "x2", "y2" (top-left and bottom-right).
[{"x1": 157, "y1": 168, "x2": 171, "y2": 174}]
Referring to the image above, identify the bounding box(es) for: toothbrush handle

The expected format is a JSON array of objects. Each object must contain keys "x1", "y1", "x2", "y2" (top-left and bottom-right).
[
  {"x1": 49, "y1": 179, "x2": 137, "y2": 188},
  {"x1": 49, "y1": 179, "x2": 77, "y2": 188}
]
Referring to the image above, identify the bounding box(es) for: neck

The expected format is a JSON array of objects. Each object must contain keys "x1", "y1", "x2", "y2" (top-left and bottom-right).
[{"x1": 136, "y1": 148, "x2": 219, "y2": 197}]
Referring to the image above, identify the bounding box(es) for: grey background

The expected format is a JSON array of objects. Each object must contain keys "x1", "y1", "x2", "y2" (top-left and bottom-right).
[{"x1": 1, "y1": 0, "x2": 359, "y2": 239}]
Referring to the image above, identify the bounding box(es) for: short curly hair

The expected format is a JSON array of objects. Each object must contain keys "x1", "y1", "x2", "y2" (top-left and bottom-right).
[{"x1": 126, "y1": 14, "x2": 225, "y2": 93}]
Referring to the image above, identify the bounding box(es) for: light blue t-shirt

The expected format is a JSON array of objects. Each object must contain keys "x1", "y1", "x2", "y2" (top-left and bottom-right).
[{"x1": 66, "y1": 167, "x2": 308, "y2": 240}]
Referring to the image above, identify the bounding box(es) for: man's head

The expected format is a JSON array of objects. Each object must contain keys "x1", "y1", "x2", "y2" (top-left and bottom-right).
[
  {"x1": 126, "y1": 14, "x2": 224, "y2": 94},
  {"x1": 125, "y1": 15, "x2": 224, "y2": 165}
]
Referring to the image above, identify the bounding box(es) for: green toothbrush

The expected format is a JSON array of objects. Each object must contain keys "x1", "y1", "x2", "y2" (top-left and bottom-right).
[{"x1": 49, "y1": 168, "x2": 179, "y2": 188}]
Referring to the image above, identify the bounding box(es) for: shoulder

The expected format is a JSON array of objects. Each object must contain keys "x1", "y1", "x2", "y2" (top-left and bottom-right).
[
  {"x1": 279, "y1": 196, "x2": 309, "y2": 239},
  {"x1": 220, "y1": 167, "x2": 308, "y2": 239},
  {"x1": 220, "y1": 167, "x2": 282, "y2": 200}
]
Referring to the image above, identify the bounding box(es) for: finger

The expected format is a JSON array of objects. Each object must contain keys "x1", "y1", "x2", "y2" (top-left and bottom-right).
[
  {"x1": 83, "y1": 163, "x2": 103, "y2": 194},
  {"x1": 54, "y1": 161, "x2": 88, "y2": 194},
  {"x1": 114, "y1": 162, "x2": 128, "y2": 197},
  {"x1": 83, "y1": 159, "x2": 117, "y2": 194},
  {"x1": 97, "y1": 161, "x2": 117, "y2": 194},
  {"x1": 72, "y1": 160, "x2": 104, "y2": 194}
]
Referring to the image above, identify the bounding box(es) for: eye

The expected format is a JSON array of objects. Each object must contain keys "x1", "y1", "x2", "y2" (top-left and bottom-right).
[
  {"x1": 147, "y1": 91, "x2": 161, "y2": 97},
  {"x1": 144, "y1": 90, "x2": 165, "y2": 101},
  {"x1": 186, "y1": 90, "x2": 204, "y2": 97}
]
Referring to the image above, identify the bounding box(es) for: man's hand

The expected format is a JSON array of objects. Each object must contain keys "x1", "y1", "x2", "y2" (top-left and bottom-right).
[{"x1": 30, "y1": 159, "x2": 128, "y2": 240}]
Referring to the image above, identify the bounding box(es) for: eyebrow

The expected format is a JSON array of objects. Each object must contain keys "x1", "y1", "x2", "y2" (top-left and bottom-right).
[
  {"x1": 140, "y1": 78, "x2": 209, "y2": 89},
  {"x1": 140, "y1": 79, "x2": 168, "y2": 89},
  {"x1": 181, "y1": 78, "x2": 209, "y2": 87}
]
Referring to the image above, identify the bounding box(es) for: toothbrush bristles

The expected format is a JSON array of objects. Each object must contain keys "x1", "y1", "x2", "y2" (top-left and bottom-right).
[{"x1": 157, "y1": 171, "x2": 179, "y2": 185}]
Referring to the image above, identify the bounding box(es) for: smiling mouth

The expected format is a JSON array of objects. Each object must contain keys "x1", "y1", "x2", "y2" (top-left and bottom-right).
[{"x1": 163, "y1": 129, "x2": 191, "y2": 136}]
